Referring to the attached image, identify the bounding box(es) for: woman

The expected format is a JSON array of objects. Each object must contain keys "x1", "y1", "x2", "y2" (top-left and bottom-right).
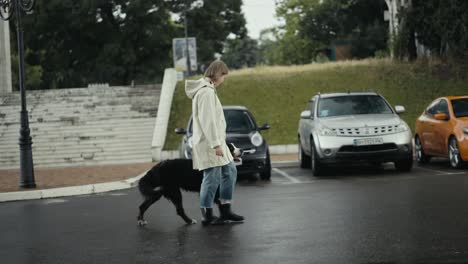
[{"x1": 185, "y1": 60, "x2": 244, "y2": 225}]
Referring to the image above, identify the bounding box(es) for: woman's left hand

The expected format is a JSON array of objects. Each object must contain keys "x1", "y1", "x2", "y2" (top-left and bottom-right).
[{"x1": 214, "y1": 146, "x2": 224, "y2": 157}]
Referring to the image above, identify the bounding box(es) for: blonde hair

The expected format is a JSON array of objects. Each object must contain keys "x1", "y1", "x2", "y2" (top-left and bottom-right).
[{"x1": 204, "y1": 60, "x2": 229, "y2": 82}]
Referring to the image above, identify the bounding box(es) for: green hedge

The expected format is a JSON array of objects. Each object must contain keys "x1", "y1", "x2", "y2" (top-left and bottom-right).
[{"x1": 164, "y1": 59, "x2": 467, "y2": 150}]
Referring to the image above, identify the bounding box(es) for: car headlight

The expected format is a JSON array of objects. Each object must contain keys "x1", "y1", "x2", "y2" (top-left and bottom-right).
[
  {"x1": 464, "y1": 127, "x2": 468, "y2": 135},
  {"x1": 395, "y1": 122, "x2": 410, "y2": 133},
  {"x1": 187, "y1": 136, "x2": 193, "y2": 148},
  {"x1": 319, "y1": 127, "x2": 337, "y2": 136},
  {"x1": 250, "y1": 131, "x2": 263, "y2": 147}
]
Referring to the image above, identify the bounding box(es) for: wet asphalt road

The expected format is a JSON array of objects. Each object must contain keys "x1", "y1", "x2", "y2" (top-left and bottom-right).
[{"x1": 2, "y1": 160, "x2": 468, "y2": 264}]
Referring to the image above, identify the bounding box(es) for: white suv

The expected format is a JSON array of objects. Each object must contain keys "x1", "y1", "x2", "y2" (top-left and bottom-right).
[{"x1": 298, "y1": 92, "x2": 413, "y2": 175}]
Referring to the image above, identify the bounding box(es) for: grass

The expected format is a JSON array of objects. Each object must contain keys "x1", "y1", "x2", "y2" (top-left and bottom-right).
[{"x1": 164, "y1": 58, "x2": 468, "y2": 150}]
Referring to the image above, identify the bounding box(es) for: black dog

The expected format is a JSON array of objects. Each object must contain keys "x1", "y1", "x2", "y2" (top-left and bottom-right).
[{"x1": 137, "y1": 143, "x2": 242, "y2": 226}]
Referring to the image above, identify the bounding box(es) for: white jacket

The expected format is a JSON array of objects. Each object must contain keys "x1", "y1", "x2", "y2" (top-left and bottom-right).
[{"x1": 185, "y1": 78, "x2": 233, "y2": 170}]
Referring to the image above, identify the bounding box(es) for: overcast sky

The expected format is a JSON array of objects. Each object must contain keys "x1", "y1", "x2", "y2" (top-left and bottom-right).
[{"x1": 242, "y1": 0, "x2": 280, "y2": 39}]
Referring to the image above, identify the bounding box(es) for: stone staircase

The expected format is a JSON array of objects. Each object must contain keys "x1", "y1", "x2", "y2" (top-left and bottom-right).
[{"x1": 0, "y1": 85, "x2": 161, "y2": 169}]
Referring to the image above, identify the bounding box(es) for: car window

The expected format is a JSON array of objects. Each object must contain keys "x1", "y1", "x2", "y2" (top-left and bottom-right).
[
  {"x1": 309, "y1": 100, "x2": 316, "y2": 116},
  {"x1": 427, "y1": 99, "x2": 449, "y2": 117},
  {"x1": 451, "y1": 98, "x2": 468, "y2": 118},
  {"x1": 438, "y1": 100, "x2": 449, "y2": 114},
  {"x1": 224, "y1": 110, "x2": 256, "y2": 133},
  {"x1": 426, "y1": 99, "x2": 440, "y2": 115},
  {"x1": 188, "y1": 110, "x2": 256, "y2": 133},
  {"x1": 317, "y1": 95, "x2": 393, "y2": 118}
]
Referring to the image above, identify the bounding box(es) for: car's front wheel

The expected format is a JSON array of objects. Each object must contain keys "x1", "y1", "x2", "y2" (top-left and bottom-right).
[
  {"x1": 260, "y1": 149, "x2": 272, "y2": 180},
  {"x1": 449, "y1": 137, "x2": 464, "y2": 169},
  {"x1": 415, "y1": 136, "x2": 431, "y2": 164},
  {"x1": 310, "y1": 139, "x2": 325, "y2": 176},
  {"x1": 299, "y1": 137, "x2": 311, "y2": 168}
]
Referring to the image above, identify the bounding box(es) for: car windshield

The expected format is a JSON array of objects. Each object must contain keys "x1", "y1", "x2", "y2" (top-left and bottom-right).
[
  {"x1": 188, "y1": 110, "x2": 255, "y2": 133},
  {"x1": 451, "y1": 98, "x2": 468, "y2": 118},
  {"x1": 224, "y1": 110, "x2": 256, "y2": 133},
  {"x1": 317, "y1": 95, "x2": 393, "y2": 118}
]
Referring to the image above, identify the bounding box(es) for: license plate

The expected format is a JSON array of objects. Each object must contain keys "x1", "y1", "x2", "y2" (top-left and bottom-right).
[
  {"x1": 234, "y1": 158, "x2": 242, "y2": 166},
  {"x1": 353, "y1": 138, "x2": 384, "y2": 146}
]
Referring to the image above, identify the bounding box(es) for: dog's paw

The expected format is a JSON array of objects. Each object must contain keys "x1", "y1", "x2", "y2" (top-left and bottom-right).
[
  {"x1": 137, "y1": 220, "x2": 148, "y2": 227},
  {"x1": 185, "y1": 218, "x2": 197, "y2": 225}
]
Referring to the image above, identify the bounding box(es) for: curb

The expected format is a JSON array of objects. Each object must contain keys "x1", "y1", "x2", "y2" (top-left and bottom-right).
[{"x1": 0, "y1": 171, "x2": 147, "y2": 203}]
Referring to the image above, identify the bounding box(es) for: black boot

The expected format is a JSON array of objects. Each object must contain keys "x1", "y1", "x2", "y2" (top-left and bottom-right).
[
  {"x1": 219, "y1": 203, "x2": 244, "y2": 222},
  {"x1": 200, "y1": 208, "x2": 222, "y2": 226}
]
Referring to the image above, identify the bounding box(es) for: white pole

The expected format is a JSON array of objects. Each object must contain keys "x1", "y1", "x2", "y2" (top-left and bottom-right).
[{"x1": 0, "y1": 20, "x2": 12, "y2": 94}]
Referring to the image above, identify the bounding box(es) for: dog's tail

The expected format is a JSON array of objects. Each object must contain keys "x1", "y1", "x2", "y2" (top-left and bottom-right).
[{"x1": 138, "y1": 163, "x2": 164, "y2": 198}]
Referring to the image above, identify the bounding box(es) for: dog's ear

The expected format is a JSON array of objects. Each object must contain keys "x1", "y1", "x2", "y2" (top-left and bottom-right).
[
  {"x1": 227, "y1": 142, "x2": 234, "y2": 152},
  {"x1": 228, "y1": 143, "x2": 242, "y2": 158}
]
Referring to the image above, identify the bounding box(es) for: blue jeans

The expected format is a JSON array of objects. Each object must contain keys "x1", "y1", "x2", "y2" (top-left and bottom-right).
[{"x1": 200, "y1": 161, "x2": 237, "y2": 208}]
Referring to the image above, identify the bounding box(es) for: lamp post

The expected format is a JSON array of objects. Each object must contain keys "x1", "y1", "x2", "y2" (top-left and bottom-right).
[{"x1": 0, "y1": 0, "x2": 36, "y2": 188}]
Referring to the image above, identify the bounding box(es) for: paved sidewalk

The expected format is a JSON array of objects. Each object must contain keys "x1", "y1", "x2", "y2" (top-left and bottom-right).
[
  {"x1": 0, "y1": 163, "x2": 154, "y2": 193},
  {"x1": 0, "y1": 154, "x2": 298, "y2": 193}
]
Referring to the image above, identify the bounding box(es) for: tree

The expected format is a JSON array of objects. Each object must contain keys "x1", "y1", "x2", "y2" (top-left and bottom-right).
[
  {"x1": 299, "y1": 0, "x2": 388, "y2": 59},
  {"x1": 263, "y1": 0, "x2": 389, "y2": 64},
  {"x1": 402, "y1": 0, "x2": 468, "y2": 59},
  {"x1": 169, "y1": 0, "x2": 247, "y2": 71},
  {"x1": 13, "y1": 0, "x2": 247, "y2": 89},
  {"x1": 15, "y1": 0, "x2": 178, "y2": 89},
  {"x1": 222, "y1": 36, "x2": 258, "y2": 69},
  {"x1": 270, "y1": 0, "x2": 320, "y2": 64},
  {"x1": 10, "y1": 50, "x2": 43, "y2": 91}
]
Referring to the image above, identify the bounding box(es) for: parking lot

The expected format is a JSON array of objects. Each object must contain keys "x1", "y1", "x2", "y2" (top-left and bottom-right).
[
  {"x1": 266, "y1": 160, "x2": 468, "y2": 185},
  {"x1": 2, "y1": 160, "x2": 468, "y2": 264}
]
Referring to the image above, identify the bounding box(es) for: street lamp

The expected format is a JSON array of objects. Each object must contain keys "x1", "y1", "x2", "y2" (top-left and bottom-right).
[{"x1": 0, "y1": 0, "x2": 36, "y2": 188}]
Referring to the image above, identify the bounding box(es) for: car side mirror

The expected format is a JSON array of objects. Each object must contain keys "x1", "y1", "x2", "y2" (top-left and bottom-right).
[
  {"x1": 434, "y1": 113, "x2": 448, "y2": 121},
  {"x1": 174, "y1": 128, "x2": 187, "y2": 134},
  {"x1": 300, "y1": 110, "x2": 312, "y2": 119},
  {"x1": 259, "y1": 123, "x2": 271, "y2": 130},
  {"x1": 395, "y1": 105, "x2": 405, "y2": 114}
]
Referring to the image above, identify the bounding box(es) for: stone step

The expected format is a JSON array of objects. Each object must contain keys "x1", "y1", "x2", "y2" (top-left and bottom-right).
[
  {"x1": 1, "y1": 96, "x2": 161, "y2": 106},
  {"x1": 0, "y1": 143, "x2": 153, "y2": 155},
  {"x1": 0, "y1": 152, "x2": 155, "y2": 168},
  {"x1": 0, "y1": 128, "x2": 155, "y2": 141},
  {"x1": 1, "y1": 121, "x2": 154, "y2": 131},
  {"x1": 0, "y1": 109, "x2": 156, "y2": 117},
  {"x1": 1, "y1": 96, "x2": 160, "y2": 107},
  {"x1": 0, "y1": 149, "x2": 153, "y2": 165},
  {"x1": 1, "y1": 86, "x2": 160, "y2": 96},
  {"x1": 0, "y1": 133, "x2": 154, "y2": 146},
  {"x1": 1, "y1": 94, "x2": 160, "y2": 107},
  {"x1": 1, "y1": 99, "x2": 159, "y2": 110},
  {"x1": 0, "y1": 138, "x2": 153, "y2": 150},
  {"x1": 0, "y1": 85, "x2": 162, "y2": 169},
  {"x1": 1, "y1": 118, "x2": 155, "y2": 127},
  {"x1": 2, "y1": 118, "x2": 155, "y2": 126},
  {"x1": 1, "y1": 147, "x2": 152, "y2": 161},
  {"x1": 0, "y1": 126, "x2": 154, "y2": 139}
]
